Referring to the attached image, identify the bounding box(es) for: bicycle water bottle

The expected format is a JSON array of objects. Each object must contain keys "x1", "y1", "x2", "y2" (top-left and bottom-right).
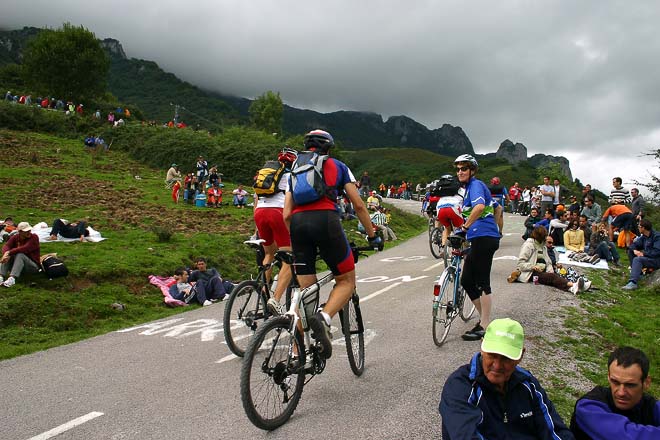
[{"x1": 269, "y1": 273, "x2": 278, "y2": 295}]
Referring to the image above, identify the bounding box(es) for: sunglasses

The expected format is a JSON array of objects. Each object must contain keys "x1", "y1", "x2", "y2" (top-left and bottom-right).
[
  {"x1": 455, "y1": 166, "x2": 471, "y2": 172},
  {"x1": 546, "y1": 240, "x2": 553, "y2": 244}
]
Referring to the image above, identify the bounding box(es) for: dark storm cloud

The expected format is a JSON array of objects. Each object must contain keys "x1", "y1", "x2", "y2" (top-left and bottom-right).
[{"x1": 2, "y1": 0, "x2": 659, "y2": 192}]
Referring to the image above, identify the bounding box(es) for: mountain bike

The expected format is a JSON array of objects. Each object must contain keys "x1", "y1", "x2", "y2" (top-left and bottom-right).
[
  {"x1": 223, "y1": 239, "x2": 289, "y2": 357},
  {"x1": 432, "y1": 233, "x2": 476, "y2": 347},
  {"x1": 240, "y1": 243, "x2": 377, "y2": 431}
]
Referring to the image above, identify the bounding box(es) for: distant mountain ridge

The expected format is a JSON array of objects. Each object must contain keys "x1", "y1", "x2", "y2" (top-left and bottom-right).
[{"x1": 0, "y1": 26, "x2": 573, "y2": 178}]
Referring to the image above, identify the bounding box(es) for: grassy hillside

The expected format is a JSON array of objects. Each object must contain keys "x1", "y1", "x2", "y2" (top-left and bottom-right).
[{"x1": 0, "y1": 127, "x2": 426, "y2": 360}]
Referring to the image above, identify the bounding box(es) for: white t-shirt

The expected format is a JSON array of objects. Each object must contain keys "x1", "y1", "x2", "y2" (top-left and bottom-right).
[{"x1": 255, "y1": 172, "x2": 290, "y2": 209}]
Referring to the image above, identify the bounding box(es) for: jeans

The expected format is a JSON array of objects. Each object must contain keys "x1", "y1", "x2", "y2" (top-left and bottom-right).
[
  {"x1": 593, "y1": 241, "x2": 619, "y2": 262},
  {"x1": 0, "y1": 253, "x2": 41, "y2": 278},
  {"x1": 50, "y1": 219, "x2": 87, "y2": 239},
  {"x1": 627, "y1": 249, "x2": 660, "y2": 282}
]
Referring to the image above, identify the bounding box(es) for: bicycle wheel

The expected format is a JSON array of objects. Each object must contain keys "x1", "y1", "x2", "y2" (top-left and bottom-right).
[
  {"x1": 458, "y1": 284, "x2": 476, "y2": 321},
  {"x1": 223, "y1": 280, "x2": 267, "y2": 357},
  {"x1": 429, "y1": 227, "x2": 445, "y2": 260},
  {"x1": 240, "y1": 316, "x2": 305, "y2": 431},
  {"x1": 339, "y1": 291, "x2": 365, "y2": 376},
  {"x1": 432, "y1": 268, "x2": 456, "y2": 347}
]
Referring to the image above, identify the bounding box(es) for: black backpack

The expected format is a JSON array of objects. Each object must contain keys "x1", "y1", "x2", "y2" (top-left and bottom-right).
[
  {"x1": 42, "y1": 255, "x2": 69, "y2": 279},
  {"x1": 431, "y1": 176, "x2": 460, "y2": 197}
]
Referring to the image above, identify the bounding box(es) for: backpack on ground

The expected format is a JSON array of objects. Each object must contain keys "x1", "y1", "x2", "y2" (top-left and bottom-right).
[
  {"x1": 253, "y1": 160, "x2": 286, "y2": 196},
  {"x1": 290, "y1": 151, "x2": 329, "y2": 205},
  {"x1": 41, "y1": 255, "x2": 69, "y2": 279},
  {"x1": 431, "y1": 176, "x2": 460, "y2": 197}
]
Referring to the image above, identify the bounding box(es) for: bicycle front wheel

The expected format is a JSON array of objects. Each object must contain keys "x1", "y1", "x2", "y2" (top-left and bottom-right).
[
  {"x1": 223, "y1": 280, "x2": 267, "y2": 357},
  {"x1": 432, "y1": 269, "x2": 456, "y2": 347},
  {"x1": 429, "y1": 227, "x2": 445, "y2": 260},
  {"x1": 340, "y1": 291, "x2": 365, "y2": 376},
  {"x1": 240, "y1": 316, "x2": 305, "y2": 431}
]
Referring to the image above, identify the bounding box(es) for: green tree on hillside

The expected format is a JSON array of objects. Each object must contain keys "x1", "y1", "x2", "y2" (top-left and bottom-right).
[
  {"x1": 22, "y1": 23, "x2": 109, "y2": 102},
  {"x1": 249, "y1": 90, "x2": 283, "y2": 135},
  {"x1": 633, "y1": 148, "x2": 660, "y2": 203}
]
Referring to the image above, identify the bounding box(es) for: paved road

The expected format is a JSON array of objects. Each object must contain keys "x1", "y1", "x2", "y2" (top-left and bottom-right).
[{"x1": 0, "y1": 201, "x2": 577, "y2": 439}]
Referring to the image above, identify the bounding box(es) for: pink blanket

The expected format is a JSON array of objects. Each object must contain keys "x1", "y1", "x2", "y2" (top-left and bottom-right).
[{"x1": 148, "y1": 275, "x2": 187, "y2": 307}]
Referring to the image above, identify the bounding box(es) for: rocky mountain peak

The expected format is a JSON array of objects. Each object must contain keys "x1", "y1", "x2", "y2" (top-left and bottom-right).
[
  {"x1": 496, "y1": 139, "x2": 527, "y2": 164},
  {"x1": 101, "y1": 38, "x2": 127, "y2": 60}
]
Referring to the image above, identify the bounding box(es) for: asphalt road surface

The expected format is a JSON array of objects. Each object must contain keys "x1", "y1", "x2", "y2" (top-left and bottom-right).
[{"x1": 1, "y1": 200, "x2": 577, "y2": 439}]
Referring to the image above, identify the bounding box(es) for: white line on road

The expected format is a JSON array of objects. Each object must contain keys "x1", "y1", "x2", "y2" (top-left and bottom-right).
[
  {"x1": 360, "y1": 282, "x2": 401, "y2": 303},
  {"x1": 423, "y1": 261, "x2": 445, "y2": 272},
  {"x1": 27, "y1": 411, "x2": 104, "y2": 440},
  {"x1": 216, "y1": 353, "x2": 238, "y2": 364}
]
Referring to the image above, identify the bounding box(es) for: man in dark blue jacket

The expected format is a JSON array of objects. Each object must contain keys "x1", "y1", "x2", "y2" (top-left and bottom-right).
[
  {"x1": 570, "y1": 346, "x2": 659, "y2": 439},
  {"x1": 439, "y1": 318, "x2": 573, "y2": 439},
  {"x1": 622, "y1": 219, "x2": 660, "y2": 290}
]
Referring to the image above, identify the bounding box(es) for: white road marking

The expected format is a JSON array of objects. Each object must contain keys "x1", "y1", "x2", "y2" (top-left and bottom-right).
[
  {"x1": 216, "y1": 354, "x2": 238, "y2": 364},
  {"x1": 423, "y1": 261, "x2": 445, "y2": 272},
  {"x1": 28, "y1": 412, "x2": 104, "y2": 440},
  {"x1": 494, "y1": 256, "x2": 518, "y2": 261},
  {"x1": 360, "y1": 282, "x2": 401, "y2": 303}
]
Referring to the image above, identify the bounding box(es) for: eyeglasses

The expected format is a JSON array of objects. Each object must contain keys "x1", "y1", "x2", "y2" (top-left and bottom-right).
[
  {"x1": 546, "y1": 240, "x2": 553, "y2": 244},
  {"x1": 455, "y1": 166, "x2": 471, "y2": 172}
]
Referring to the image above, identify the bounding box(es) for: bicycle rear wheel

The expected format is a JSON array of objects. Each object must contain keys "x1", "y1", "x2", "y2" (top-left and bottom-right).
[
  {"x1": 429, "y1": 227, "x2": 446, "y2": 261},
  {"x1": 240, "y1": 316, "x2": 305, "y2": 431},
  {"x1": 223, "y1": 280, "x2": 267, "y2": 357},
  {"x1": 432, "y1": 268, "x2": 456, "y2": 347},
  {"x1": 458, "y1": 285, "x2": 476, "y2": 321},
  {"x1": 339, "y1": 291, "x2": 365, "y2": 376}
]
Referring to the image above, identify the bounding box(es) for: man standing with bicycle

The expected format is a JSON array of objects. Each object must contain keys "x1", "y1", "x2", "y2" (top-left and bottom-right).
[
  {"x1": 453, "y1": 154, "x2": 501, "y2": 341},
  {"x1": 283, "y1": 129, "x2": 381, "y2": 360}
]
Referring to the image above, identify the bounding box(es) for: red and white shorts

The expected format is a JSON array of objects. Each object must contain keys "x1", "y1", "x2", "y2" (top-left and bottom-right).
[
  {"x1": 254, "y1": 207, "x2": 291, "y2": 247},
  {"x1": 436, "y1": 205, "x2": 464, "y2": 228}
]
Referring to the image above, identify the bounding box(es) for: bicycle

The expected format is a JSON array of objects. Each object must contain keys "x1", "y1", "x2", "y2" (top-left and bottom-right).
[
  {"x1": 223, "y1": 238, "x2": 288, "y2": 357},
  {"x1": 240, "y1": 242, "x2": 377, "y2": 431},
  {"x1": 429, "y1": 225, "x2": 449, "y2": 265},
  {"x1": 432, "y1": 233, "x2": 476, "y2": 347}
]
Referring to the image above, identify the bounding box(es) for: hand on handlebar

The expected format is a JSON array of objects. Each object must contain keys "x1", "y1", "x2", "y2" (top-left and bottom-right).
[{"x1": 367, "y1": 235, "x2": 384, "y2": 250}]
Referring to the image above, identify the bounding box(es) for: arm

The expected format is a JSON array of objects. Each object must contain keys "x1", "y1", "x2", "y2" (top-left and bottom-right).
[
  {"x1": 439, "y1": 371, "x2": 485, "y2": 440},
  {"x1": 516, "y1": 241, "x2": 537, "y2": 272},
  {"x1": 574, "y1": 398, "x2": 660, "y2": 440},
  {"x1": 282, "y1": 191, "x2": 294, "y2": 231},
  {"x1": 529, "y1": 379, "x2": 575, "y2": 439},
  {"x1": 345, "y1": 182, "x2": 376, "y2": 238},
  {"x1": 6, "y1": 234, "x2": 39, "y2": 257}
]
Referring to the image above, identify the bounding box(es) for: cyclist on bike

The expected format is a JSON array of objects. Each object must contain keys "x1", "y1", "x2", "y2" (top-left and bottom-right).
[
  {"x1": 433, "y1": 175, "x2": 465, "y2": 257},
  {"x1": 283, "y1": 129, "x2": 381, "y2": 359},
  {"x1": 453, "y1": 154, "x2": 501, "y2": 341},
  {"x1": 254, "y1": 147, "x2": 298, "y2": 315}
]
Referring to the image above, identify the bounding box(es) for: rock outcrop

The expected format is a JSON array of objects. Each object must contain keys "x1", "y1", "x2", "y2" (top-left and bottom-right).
[
  {"x1": 496, "y1": 139, "x2": 527, "y2": 164},
  {"x1": 101, "y1": 38, "x2": 127, "y2": 60},
  {"x1": 490, "y1": 139, "x2": 573, "y2": 180}
]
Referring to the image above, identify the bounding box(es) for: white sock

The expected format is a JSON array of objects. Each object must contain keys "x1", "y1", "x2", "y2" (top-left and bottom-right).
[{"x1": 320, "y1": 311, "x2": 331, "y2": 326}]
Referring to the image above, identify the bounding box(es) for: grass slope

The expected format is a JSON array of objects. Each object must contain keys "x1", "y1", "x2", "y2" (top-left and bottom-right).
[{"x1": 0, "y1": 128, "x2": 426, "y2": 360}]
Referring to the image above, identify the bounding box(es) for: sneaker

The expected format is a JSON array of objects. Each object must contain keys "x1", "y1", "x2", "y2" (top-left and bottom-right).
[
  {"x1": 588, "y1": 255, "x2": 600, "y2": 265},
  {"x1": 582, "y1": 280, "x2": 592, "y2": 292},
  {"x1": 507, "y1": 270, "x2": 521, "y2": 283},
  {"x1": 202, "y1": 300, "x2": 213, "y2": 306},
  {"x1": 309, "y1": 312, "x2": 333, "y2": 359},
  {"x1": 622, "y1": 281, "x2": 638, "y2": 290},
  {"x1": 462, "y1": 323, "x2": 485, "y2": 341},
  {"x1": 267, "y1": 297, "x2": 283, "y2": 316},
  {"x1": 2, "y1": 276, "x2": 15, "y2": 288},
  {"x1": 569, "y1": 283, "x2": 580, "y2": 295}
]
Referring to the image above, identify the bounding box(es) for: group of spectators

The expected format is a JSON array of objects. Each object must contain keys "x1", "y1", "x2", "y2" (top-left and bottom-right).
[
  {"x1": 357, "y1": 172, "x2": 416, "y2": 200},
  {"x1": 168, "y1": 257, "x2": 235, "y2": 306}
]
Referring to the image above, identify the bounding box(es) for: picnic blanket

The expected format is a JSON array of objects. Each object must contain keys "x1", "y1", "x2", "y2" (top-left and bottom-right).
[
  {"x1": 33, "y1": 221, "x2": 107, "y2": 243},
  {"x1": 148, "y1": 275, "x2": 187, "y2": 307},
  {"x1": 558, "y1": 253, "x2": 609, "y2": 270}
]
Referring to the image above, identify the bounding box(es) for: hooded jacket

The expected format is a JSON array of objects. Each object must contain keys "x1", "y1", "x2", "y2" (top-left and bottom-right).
[{"x1": 440, "y1": 353, "x2": 574, "y2": 440}]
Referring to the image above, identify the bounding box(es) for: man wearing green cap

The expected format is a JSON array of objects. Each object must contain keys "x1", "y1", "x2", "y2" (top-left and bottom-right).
[{"x1": 439, "y1": 318, "x2": 574, "y2": 439}]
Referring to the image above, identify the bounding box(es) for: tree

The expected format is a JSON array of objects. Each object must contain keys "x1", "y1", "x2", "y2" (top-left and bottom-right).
[
  {"x1": 633, "y1": 149, "x2": 660, "y2": 203},
  {"x1": 249, "y1": 90, "x2": 283, "y2": 135},
  {"x1": 22, "y1": 23, "x2": 109, "y2": 102}
]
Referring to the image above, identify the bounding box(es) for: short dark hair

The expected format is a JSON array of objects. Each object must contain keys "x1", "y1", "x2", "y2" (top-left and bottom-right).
[
  {"x1": 608, "y1": 346, "x2": 650, "y2": 381},
  {"x1": 174, "y1": 267, "x2": 186, "y2": 277},
  {"x1": 585, "y1": 196, "x2": 594, "y2": 203},
  {"x1": 613, "y1": 177, "x2": 622, "y2": 185},
  {"x1": 639, "y1": 219, "x2": 652, "y2": 231},
  {"x1": 196, "y1": 257, "x2": 207, "y2": 264}
]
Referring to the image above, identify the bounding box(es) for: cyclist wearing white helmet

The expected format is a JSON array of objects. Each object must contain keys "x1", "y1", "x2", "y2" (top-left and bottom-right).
[
  {"x1": 454, "y1": 154, "x2": 501, "y2": 341},
  {"x1": 283, "y1": 129, "x2": 382, "y2": 359}
]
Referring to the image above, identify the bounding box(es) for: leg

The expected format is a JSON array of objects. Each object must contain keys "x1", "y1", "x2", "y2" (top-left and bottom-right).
[
  {"x1": 49, "y1": 218, "x2": 66, "y2": 240},
  {"x1": 322, "y1": 271, "x2": 355, "y2": 318},
  {"x1": 8, "y1": 254, "x2": 40, "y2": 278}
]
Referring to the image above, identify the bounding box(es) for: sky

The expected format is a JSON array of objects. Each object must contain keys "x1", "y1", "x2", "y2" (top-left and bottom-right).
[{"x1": 2, "y1": 0, "x2": 659, "y2": 197}]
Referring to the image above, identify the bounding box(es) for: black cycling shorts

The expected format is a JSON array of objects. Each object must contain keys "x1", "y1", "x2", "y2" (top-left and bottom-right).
[{"x1": 290, "y1": 210, "x2": 354, "y2": 276}]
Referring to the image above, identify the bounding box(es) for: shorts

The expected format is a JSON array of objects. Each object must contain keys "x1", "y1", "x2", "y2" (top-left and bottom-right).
[
  {"x1": 436, "y1": 206, "x2": 463, "y2": 228},
  {"x1": 254, "y1": 207, "x2": 290, "y2": 247},
  {"x1": 290, "y1": 210, "x2": 353, "y2": 276}
]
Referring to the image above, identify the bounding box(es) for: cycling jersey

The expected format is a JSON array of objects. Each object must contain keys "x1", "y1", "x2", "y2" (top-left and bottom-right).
[{"x1": 461, "y1": 177, "x2": 500, "y2": 240}]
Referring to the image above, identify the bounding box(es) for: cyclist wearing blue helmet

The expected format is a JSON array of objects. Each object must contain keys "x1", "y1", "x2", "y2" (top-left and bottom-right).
[
  {"x1": 283, "y1": 129, "x2": 381, "y2": 360},
  {"x1": 454, "y1": 154, "x2": 502, "y2": 341}
]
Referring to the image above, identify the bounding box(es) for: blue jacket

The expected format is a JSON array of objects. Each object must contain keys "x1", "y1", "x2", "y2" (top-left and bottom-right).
[
  {"x1": 570, "y1": 385, "x2": 660, "y2": 440},
  {"x1": 630, "y1": 229, "x2": 660, "y2": 260},
  {"x1": 439, "y1": 353, "x2": 574, "y2": 440}
]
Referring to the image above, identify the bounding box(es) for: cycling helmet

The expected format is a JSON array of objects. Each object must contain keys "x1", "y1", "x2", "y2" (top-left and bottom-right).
[
  {"x1": 278, "y1": 147, "x2": 298, "y2": 164},
  {"x1": 490, "y1": 176, "x2": 500, "y2": 185},
  {"x1": 303, "y1": 129, "x2": 334, "y2": 153},
  {"x1": 453, "y1": 154, "x2": 478, "y2": 168}
]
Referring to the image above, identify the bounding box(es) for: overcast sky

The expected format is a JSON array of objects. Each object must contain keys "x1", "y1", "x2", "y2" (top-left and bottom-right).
[{"x1": 2, "y1": 0, "x2": 659, "y2": 196}]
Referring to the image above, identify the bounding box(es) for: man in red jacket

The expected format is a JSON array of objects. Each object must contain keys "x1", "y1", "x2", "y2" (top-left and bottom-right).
[{"x1": 0, "y1": 222, "x2": 41, "y2": 288}]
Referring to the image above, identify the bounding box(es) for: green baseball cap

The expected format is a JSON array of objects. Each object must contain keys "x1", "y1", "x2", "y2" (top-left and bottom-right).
[{"x1": 481, "y1": 318, "x2": 525, "y2": 360}]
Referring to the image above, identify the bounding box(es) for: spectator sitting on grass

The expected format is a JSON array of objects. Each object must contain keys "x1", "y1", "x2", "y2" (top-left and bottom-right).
[
  {"x1": 48, "y1": 219, "x2": 90, "y2": 242},
  {"x1": 622, "y1": 219, "x2": 660, "y2": 290},
  {"x1": 0, "y1": 222, "x2": 40, "y2": 288},
  {"x1": 168, "y1": 267, "x2": 227, "y2": 306},
  {"x1": 232, "y1": 184, "x2": 249, "y2": 208}
]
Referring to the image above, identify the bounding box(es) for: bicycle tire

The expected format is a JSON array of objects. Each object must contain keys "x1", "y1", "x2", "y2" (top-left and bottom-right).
[
  {"x1": 223, "y1": 280, "x2": 268, "y2": 357},
  {"x1": 459, "y1": 285, "x2": 476, "y2": 321},
  {"x1": 429, "y1": 227, "x2": 445, "y2": 260},
  {"x1": 240, "y1": 316, "x2": 305, "y2": 430},
  {"x1": 432, "y1": 268, "x2": 455, "y2": 347},
  {"x1": 339, "y1": 291, "x2": 365, "y2": 376}
]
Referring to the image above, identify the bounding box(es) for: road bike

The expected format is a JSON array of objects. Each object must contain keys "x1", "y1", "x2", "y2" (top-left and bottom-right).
[
  {"x1": 223, "y1": 238, "x2": 289, "y2": 357},
  {"x1": 240, "y1": 243, "x2": 377, "y2": 430},
  {"x1": 432, "y1": 233, "x2": 476, "y2": 347},
  {"x1": 429, "y1": 225, "x2": 449, "y2": 265}
]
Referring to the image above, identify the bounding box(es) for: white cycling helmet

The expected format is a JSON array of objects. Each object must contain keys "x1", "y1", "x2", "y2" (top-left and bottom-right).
[{"x1": 454, "y1": 154, "x2": 478, "y2": 168}]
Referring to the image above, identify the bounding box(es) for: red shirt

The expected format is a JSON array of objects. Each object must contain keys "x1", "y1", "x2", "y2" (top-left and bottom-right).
[{"x1": 2, "y1": 233, "x2": 41, "y2": 265}]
